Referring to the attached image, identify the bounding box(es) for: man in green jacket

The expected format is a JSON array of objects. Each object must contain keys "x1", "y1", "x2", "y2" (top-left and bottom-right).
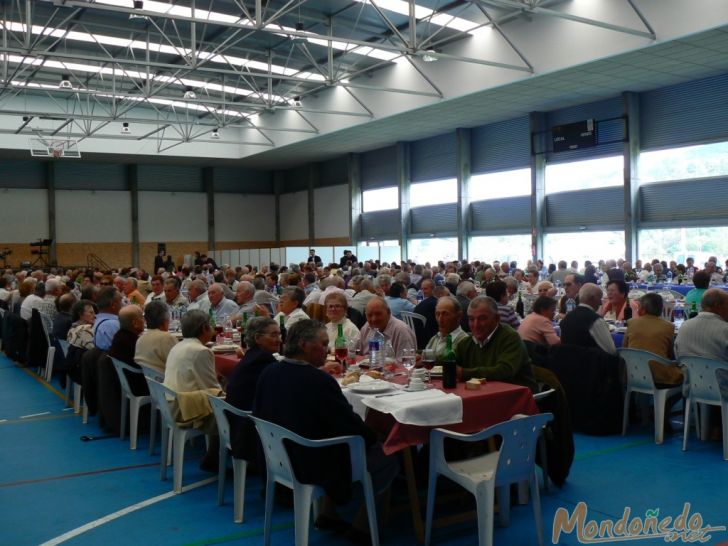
[{"x1": 455, "y1": 295, "x2": 537, "y2": 392}]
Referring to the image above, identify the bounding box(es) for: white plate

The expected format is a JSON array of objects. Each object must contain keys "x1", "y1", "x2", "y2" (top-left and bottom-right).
[
  {"x1": 404, "y1": 385, "x2": 428, "y2": 392},
  {"x1": 348, "y1": 381, "x2": 394, "y2": 394}
]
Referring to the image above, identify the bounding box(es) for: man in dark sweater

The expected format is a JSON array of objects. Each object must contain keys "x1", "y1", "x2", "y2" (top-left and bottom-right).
[
  {"x1": 253, "y1": 319, "x2": 398, "y2": 529},
  {"x1": 559, "y1": 283, "x2": 616, "y2": 355},
  {"x1": 454, "y1": 296, "x2": 536, "y2": 392},
  {"x1": 413, "y1": 279, "x2": 438, "y2": 349},
  {"x1": 109, "y1": 305, "x2": 148, "y2": 395}
]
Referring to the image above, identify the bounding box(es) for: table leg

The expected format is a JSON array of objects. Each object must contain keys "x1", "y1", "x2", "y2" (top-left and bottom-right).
[{"x1": 402, "y1": 446, "x2": 425, "y2": 544}]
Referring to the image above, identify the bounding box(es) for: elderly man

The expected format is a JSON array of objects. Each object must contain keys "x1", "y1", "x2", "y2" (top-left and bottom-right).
[
  {"x1": 413, "y1": 279, "x2": 438, "y2": 349},
  {"x1": 20, "y1": 280, "x2": 44, "y2": 321},
  {"x1": 274, "y1": 286, "x2": 309, "y2": 329},
  {"x1": 109, "y1": 305, "x2": 146, "y2": 376},
  {"x1": 93, "y1": 287, "x2": 122, "y2": 351},
  {"x1": 38, "y1": 277, "x2": 63, "y2": 331},
  {"x1": 557, "y1": 273, "x2": 584, "y2": 319},
  {"x1": 144, "y1": 275, "x2": 165, "y2": 305},
  {"x1": 455, "y1": 280, "x2": 477, "y2": 332},
  {"x1": 135, "y1": 300, "x2": 178, "y2": 374},
  {"x1": 550, "y1": 260, "x2": 571, "y2": 285},
  {"x1": 52, "y1": 292, "x2": 77, "y2": 341},
  {"x1": 357, "y1": 296, "x2": 416, "y2": 356},
  {"x1": 454, "y1": 296, "x2": 536, "y2": 391},
  {"x1": 317, "y1": 275, "x2": 348, "y2": 305},
  {"x1": 163, "y1": 277, "x2": 188, "y2": 309},
  {"x1": 186, "y1": 279, "x2": 210, "y2": 313},
  {"x1": 231, "y1": 281, "x2": 256, "y2": 319},
  {"x1": 675, "y1": 288, "x2": 728, "y2": 362},
  {"x1": 123, "y1": 277, "x2": 146, "y2": 306},
  {"x1": 560, "y1": 284, "x2": 616, "y2": 355},
  {"x1": 164, "y1": 309, "x2": 222, "y2": 471},
  {"x1": 207, "y1": 282, "x2": 238, "y2": 323},
  {"x1": 254, "y1": 319, "x2": 398, "y2": 526},
  {"x1": 624, "y1": 293, "x2": 682, "y2": 386},
  {"x1": 425, "y1": 296, "x2": 468, "y2": 360},
  {"x1": 350, "y1": 276, "x2": 377, "y2": 316}
]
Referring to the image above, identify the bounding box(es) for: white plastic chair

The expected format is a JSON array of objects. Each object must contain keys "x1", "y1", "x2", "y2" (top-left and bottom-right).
[
  {"x1": 532, "y1": 389, "x2": 555, "y2": 490},
  {"x1": 681, "y1": 356, "x2": 728, "y2": 456},
  {"x1": 618, "y1": 348, "x2": 683, "y2": 444},
  {"x1": 208, "y1": 395, "x2": 251, "y2": 523},
  {"x1": 140, "y1": 364, "x2": 164, "y2": 456},
  {"x1": 57, "y1": 339, "x2": 75, "y2": 408},
  {"x1": 250, "y1": 415, "x2": 380, "y2": 546},
  {"x1": 111, "y1": 358, "x2": 151, "y2": 450},
  {"x1": 715, "y1": 368, "x2": 728, "y2": 460},
  {"x1": 145, "y1": 377, "x2": 205, "y2": 493},
  {"x1": 424, "y1": 413, "x2": 553, "y2": 546},
  {"x1": 400, "y1": 311, "x2": 426, "y2": 334}
]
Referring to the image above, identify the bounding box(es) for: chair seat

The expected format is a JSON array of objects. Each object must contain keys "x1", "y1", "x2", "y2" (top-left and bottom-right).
[{"x1": 446, "y1": 452, "x2": 498, "y2": 485}]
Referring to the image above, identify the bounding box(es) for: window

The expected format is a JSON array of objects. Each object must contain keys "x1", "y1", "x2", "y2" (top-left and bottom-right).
[
  {"x1": 469, "y1": 234, "x2": 531, "y2": 267},
  {"x1": 469, "y1": 168, "x2": 531, "y2": 201},
  {"x1": 639, "y1": 141, "x2": 728, "y2": 184},
  {"x1": 408, "y1": 237, "x2": 458, "y2": 264},
  {"x1": 543, "y1": 231, "x2": 624, "y2": 266},
  {"x1": 639, "y1": 227, "x2": 728, "y2": 265},
  {"x1": 545, "y1": 155, "x2": 623, "y2": 194},
  {"x1": 356, "y1": 240, "x2": 401, "y2": 264},
  {"x1": 362, "y1": 186, "x2": 398, "y2": 212},
  {"x1": 410, "y1": 179, "x2": 457, "y2": 208}
]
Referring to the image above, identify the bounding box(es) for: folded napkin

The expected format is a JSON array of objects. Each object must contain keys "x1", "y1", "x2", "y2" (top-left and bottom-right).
[{"x1": 363, "y1": 389, "x2": 462, "y2": 426}]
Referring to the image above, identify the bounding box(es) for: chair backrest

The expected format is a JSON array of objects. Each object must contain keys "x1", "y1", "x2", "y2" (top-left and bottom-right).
[
  {"x1": 400, "y1": 311, "x2": 426, "y2": 333},
  {"x1": 58, "y1": 339, "x2": 70, "y2": 358},
  {"x1": 249, "y1": 415, "x2": 366, "y2": 489},
  {"x1": 111, "y1": 357, "x2": 143, "y2": 399},
  {"x1": 208, "y1": 395, "x2": 251, "y2": 452},
  {"x1": 680, "y1": 356, "x2": 728, "y2": 404},
  {"x1": 139, "y1": 363, "x2": 165, "y2": 383},
  {"x1": 669, "y1": 290, "x2": 685, "y2": 301},
  {"x1": 533, "y1": 388, "x2": 555, "y2": 403},
  {"x1": 661, "y1": 300, "x2": 675, "y2": 321},
  {"x1": 617, "y1": 348, "x2": 666, "y2": 391},
  {"x1": 493, "y1": 413, "x2": 553, "y2": 487},
  {"x1": 305, "y1": 302, "x2": 327, "y2": 322},
  {"x1": 145, "y1": 377, "x2": 177, "y2": 428}
]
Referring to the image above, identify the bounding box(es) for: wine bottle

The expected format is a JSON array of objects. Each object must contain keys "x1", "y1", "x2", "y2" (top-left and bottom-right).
[
  {"x1": 623, "y1": 298, "x2": 632, "y2": 321},
  {"x1": 334, "y1": 323, "x2": 347, "y2": 365},
  {"x1": 516, "y1": 292, "x2": 524, "y2": 318},
  {"x1": 279, "y1": 314, "x2": 287, "y2": 344},
  {"x1": 442, "y1": 334, "x2": 457, "y2": 389}
]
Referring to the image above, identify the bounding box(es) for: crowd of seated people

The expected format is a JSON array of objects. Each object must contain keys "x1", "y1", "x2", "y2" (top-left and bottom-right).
[{"x1": 3, "y1": 251, "x2": 728, "y2": 538}]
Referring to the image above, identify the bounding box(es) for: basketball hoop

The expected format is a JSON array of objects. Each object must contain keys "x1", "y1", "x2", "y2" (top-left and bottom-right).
[{"x1": 52, "y1": 149, "x2": 62, "y2": 159}]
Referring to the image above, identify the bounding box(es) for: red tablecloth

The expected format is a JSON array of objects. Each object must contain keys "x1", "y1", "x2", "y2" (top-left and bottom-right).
[
  {"x1": 215, "y1": 352, "x2": 238, "y2": 378},
  {"x1": 366, "y1": 380, "x2": 538, "y2": 455}
]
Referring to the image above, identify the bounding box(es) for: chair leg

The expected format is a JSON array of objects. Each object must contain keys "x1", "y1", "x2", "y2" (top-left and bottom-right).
[
  {"x1": 160, "y1": 425, "x2": 170, "y2": 481},
  {"x1": 474, "y1": 482, "x2": 495, "y2": 546},
  {"x1": 529, "y1": 470, "x2": 545, "y2": 546},
  {"x1": 149, "y1": 406, "x2": 157, "y2": 456},
  {"x1": 65, "y1": 376, "x2": 73, "y2": 407},
  {"x1": 682, "y1": 399, "x2": 692, "y2": 451},
  {"x1": 129, "y1": 399, "x2": 140, "y2": 450},
  {"x1": 496, "y1": 485, "x2": 510, "y2": 527},
  {"x1": 82, "y1": 401, "x2": 88, "y2": 424},
  {"x1": 361, "y1": 475, "x2": 380, "y2": 546},
  {"x1": 292, "y1": 485, "x2": 315, "y2": 546},
  {"x1": 73, "y1": 384, "x2": 81, "y2": 414},
  {"x1": 120, "y1": 397, "x2": 128, "y2": 441},
  {"x1": 538, "y1": 433, "x2": 549, "y2": 491},
  {"x1": 217, "y1": 441, "x2": 227, "y2": 506},
  {"x1": 424, "y1": 472, "x2": 438, "y2": 546},
  {"x1": 721, "y1": 403, "x2": 728, "y2": 461},
  {"x1": 233, "y1": 458, "x2": 248, "y2": 523},
  {"x1": 621, "y1": 389, "x2": 631, "y2": 436},
  {"x1": 653, "y1": 391, "x2": 666, "y2": 445},
  {"x1": 263, "y1": 478, "x2": 276, "y2": 546},
  {"x1": 173, "y1": 429, "x2": 187, "y2": 493}
]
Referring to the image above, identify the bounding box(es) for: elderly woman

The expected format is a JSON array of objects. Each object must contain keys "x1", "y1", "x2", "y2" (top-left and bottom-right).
[
  {"x1": 518, "y1": 296, "x2": 561, "y2": 346},
  {"x1": 598, "y1": 280, "x2": 638, "y2": 321},
  {"x1": 67, "y1": 299, "x2": 98, "y2": 350},
  {"x1": 537, "y1": 280, "x2": 556, "y2": 298},
  {"x1": 226, "y1": 317, "x2": 280, "y2": 462},
  {"x1": 524, "y1": 268, "x2": 540, "y2": 295},
  {"x1": 324, "y1": 291, "x2": 360, "y2": 350}
]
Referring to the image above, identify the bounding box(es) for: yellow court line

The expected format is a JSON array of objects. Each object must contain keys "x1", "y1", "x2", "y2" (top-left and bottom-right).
[{"x1": 15, "y1": 364, "x2": 68, "y2": 402}]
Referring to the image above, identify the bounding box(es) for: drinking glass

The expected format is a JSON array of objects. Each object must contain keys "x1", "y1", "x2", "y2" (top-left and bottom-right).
[
  {"x1": 421, "y1": 348, "x2": 436, "y2": 370},
  {"x1": 401, "y1": 348, "x2": 416, "y2": 378},
  {"x1": 346, "y1": 338, "x2": 359, "y2": 369}
]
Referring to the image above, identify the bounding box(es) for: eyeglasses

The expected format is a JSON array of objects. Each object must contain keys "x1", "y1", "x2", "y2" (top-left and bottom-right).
[{"x1": 326, "y1": 304, "x2": 345, "y2": 310}]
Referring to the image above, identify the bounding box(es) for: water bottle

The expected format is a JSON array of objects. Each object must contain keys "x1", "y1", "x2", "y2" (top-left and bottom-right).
[
  {"x1": 416, "y1": 289, "x2": 424, "y2": 303},
  {"x1": 368, "y1": 328, "x2": 385, "y2": 370},
  {"x1": 666, "y1": 270, "x2": 673, "y2": 285},
  {"x1": 566, "y1": 298, "x2": 576, "y2": 314}
]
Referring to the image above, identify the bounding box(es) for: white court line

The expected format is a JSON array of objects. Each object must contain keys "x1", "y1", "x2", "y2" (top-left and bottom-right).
[
  {"x1": 0, "y1": 419, "x2": 7, "y2": 423},
  {"x1": 38, "y1": 477, "x2": 217, "y2": 546},
  {"x1": 61, "y1": 408, "x2": 74, "y2": 412},
  {"x1": 20, "y1": 411, "x2": 51, "y2": 419}
]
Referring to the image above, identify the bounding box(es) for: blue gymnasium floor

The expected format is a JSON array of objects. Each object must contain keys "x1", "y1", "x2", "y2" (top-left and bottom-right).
[{"x1": 2, "y1": 353, "x2": 728, "y2": 546}]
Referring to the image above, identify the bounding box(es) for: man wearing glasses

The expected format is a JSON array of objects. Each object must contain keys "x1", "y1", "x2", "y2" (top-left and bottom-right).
[{"x1": 557, "y1": 273, "x2": 584, "y2": 320}]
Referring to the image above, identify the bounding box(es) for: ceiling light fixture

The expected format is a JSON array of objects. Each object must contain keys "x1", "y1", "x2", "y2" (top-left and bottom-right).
[
  {"x1": 211, "y1": 128, "x2": 220, "y2": 139},
  {"x1": 291, "y1": 22, "x2": 307, "y2": 44},
  {"x1": 421, "y1": 50, "x2": 439, "y2": 62},
  {"x1": 121, "y1": 122, "x2": 131, "y2": 135},
  {"x1": 129, "y1": 1, "x2": 148, "y2": 20},
  {"x1": 292, "y1": 96, "x2": 302, "y2": 108},
  {"x1": 183, "y1": 87, "x2": 196, "y2": 99},
  {"x1": 59, "y1": 74, "x2": 72, "y2": 88}
]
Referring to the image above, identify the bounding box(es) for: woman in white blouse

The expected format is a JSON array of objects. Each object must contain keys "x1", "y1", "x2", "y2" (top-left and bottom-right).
[
  {"x1": 67, "y1": 300, "x2": 97, "y2": 349},
  {"x1": 323, "y1": 291, "x2": 359, "y2": 350}
]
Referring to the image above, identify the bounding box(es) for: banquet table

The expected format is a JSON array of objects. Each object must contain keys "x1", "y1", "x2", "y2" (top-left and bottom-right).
[
  {"x1": 214, "y1": 351, "x2": 239, "y2": 378},
  {"x1": 635, "y1": 283, "x2": 728, "y2": 296}
]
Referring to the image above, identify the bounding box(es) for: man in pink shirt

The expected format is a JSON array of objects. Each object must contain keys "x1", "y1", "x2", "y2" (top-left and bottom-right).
[{"x1": 518, "y1": 296, "x2": 561, "y2": 346}]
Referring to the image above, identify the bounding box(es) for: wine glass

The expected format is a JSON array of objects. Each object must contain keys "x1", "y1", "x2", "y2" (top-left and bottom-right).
[
  {"x1": 401, "y1": 348, "x2": 416, "y2": 378},
  {"x1": 421, "y1": 348, "x2": 436, "y2": 371}
]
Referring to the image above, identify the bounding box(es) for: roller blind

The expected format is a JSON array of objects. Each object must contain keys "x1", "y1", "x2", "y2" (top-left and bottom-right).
[
  {"x1": 138, "y1": 165, "x2": 203, "y2": 191},
  {"x1": 410, "y1": 133, "x2": 456, "y2": 182},
  {"x1": 470, "y1": 196, "x2": 531, "y2": 233},
  {"x1": 545, "y1": 186, "x2": 623, "y2": 228},
  {"x1": 213, "y1": 167, "x2": 273, "y2": 193},
  {"x1": 361, "y1": 146, "x2": 397, "y2": 190},
  {"x1": 410, "y1": 203, "x2": 457, "y2": 235},
  {"x1": 360, "y1": 209, "x2": 400, "y2": 240},
  {"x1": 0, "y1": 160, "x2": 46, "y2": 188},
  {"x1": 640, "y1": 176, "x2": 728, "y2": 226},
  {"x1": 471, "y1": 116, "x2": 530, "y2": 175},
  {"x1": 55, "y1": 162, "x2": 127, "y2": 190}
]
